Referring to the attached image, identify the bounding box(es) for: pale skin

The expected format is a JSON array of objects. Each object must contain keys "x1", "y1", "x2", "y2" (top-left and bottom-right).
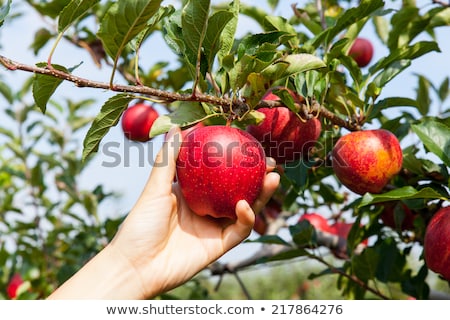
[{"x1": 47, "y1": 127, "x2": 280, "y2": 300}]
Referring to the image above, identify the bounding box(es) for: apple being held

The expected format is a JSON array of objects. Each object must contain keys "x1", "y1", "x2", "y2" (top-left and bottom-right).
[
  {"x1": 331, "y1": 129, "x2": 403, "y2": 195},
  {"x1": 424, "y1": 206, "x2": 450, "y2": 281},
  {"x1": 247, "y1": 87, "x2": 322, "y2": 164},
  {"x1": 253, "y1": 198, "x2": 282, "y2": 235},
  {"x1": 6, "y1": 274, "x2": 24, "y2": 299},
  {"x1": 176, "y1": 125, "x2": 266, "y2": 219},
  {"x1": 348, "y1": 37, "x2": 374, "y2": 68},
  {"x1": 121, "y1": 102, "x2": 159, "y2": 142},
  {"x1": 298, "y1": 212, "x2": 332, "y2": 233}
]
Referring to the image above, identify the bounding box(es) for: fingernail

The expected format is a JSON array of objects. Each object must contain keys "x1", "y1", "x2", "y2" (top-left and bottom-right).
[{"x1": 266, "y1": 157, "x2": 276, "y2": 167}]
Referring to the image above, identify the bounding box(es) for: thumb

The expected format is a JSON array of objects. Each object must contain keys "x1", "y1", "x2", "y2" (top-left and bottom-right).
[{"x1": 143, "y1": 126, "x2": 182, "y2": 196}]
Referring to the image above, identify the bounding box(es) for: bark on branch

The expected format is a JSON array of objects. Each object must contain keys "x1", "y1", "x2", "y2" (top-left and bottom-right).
[{"x1": 0, "y1": 54, "x2": 361, "y2": 131}]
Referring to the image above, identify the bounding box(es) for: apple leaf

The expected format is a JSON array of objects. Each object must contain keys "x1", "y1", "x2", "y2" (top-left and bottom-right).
[
  {"x1": 261, "y1": 54, "x2": 326, "y2": 81},
  {"x1": 369, "y1": 41, "x2": 440, "y2": 75},
  {"x1": 0, "y1": 0, "x2": 11, "y2": 28},
  {"x1": 264, "y1": 15, "x2": 299, "y2": 48},
  {"x1": 358, "y1": 186, "x2": 448, "y2": 208},
  {"x1": 32, "y1": 63, "x2": 68, "y2": 113},
  {"x1": 217, "y1": 0, "x2": 239, "y2": 64},
  {"x1": 58, "y1": 0, "x2": 100, "y2": 33},
  {"x1": 246, "y1": 234, "x2": 291, "y2": 246},
  {"x1": 82, "y1": 94, "x2": 134, "y2": 162},
  {"x1": 149, "y1": 103, "x2": 208, "y2": 138},
  {"x1": 203, "y1": 10, "x2": 234, "y2": 71},
  {"x1": 411, "y1": 118, "x2": 450, "y2": 167},
  {"x1": 310, "y1": 0, "x2": 384, "y2": 48},
  {"x1": 97, "y1": 0, "x2": 162, "y2": 68},
  {"x1": 181, "y1": 0, "x2": 210, "y2": 72}
]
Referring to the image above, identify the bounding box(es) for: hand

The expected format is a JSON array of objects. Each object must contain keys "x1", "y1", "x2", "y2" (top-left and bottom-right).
[{"x1": 47, "y1": 127, "x2": 280, "y2": 300}]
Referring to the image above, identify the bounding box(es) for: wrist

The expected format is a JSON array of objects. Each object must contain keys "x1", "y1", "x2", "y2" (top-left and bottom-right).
[{"x1": 47, "y1": 244, "x2": 146, "y2": 300}]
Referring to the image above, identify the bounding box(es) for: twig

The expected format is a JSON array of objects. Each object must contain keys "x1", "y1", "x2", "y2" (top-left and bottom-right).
[{"x1": 0, "y1": 54, "x2": 361, "y2": 131}]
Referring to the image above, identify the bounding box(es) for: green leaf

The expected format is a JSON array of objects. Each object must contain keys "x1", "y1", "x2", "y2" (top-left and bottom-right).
[
  {"x1": 0, "y1": 0, "x2": 11, "y2": 28},
  {"x1": 359, "y1": 186, "x2": 448, "y2": 208},
  {"x1": 217, "y1": 0, "x2": 239, "y2": 64},
  {"x1": 0, "y1": 79, "x2": 13, "y2": 103},
  {"x1": 149, "y1": 103, "x2": 208, "y2": 138},
  {"x1": 203, "y1": 10, "x2": 234, "y2": 70},
  {"x1": 310, "y1": 0, "x2": 384, "y2": 48},
  {"x1": 58, "y1": 0, "x2": 100, "y2": 33},
  {"x1": 82, "y1": 94, "x2": 134, "y2": 162},
  {"x1": 438, "y1": 76, "x2": 449, "y2": 102},
  {"x1": 261, "y1": 54, "x2": 326, "y2": 80},
  {"x1": 264, "y1": 15, "x2": 299, "y2": 48},
  {"x1": 411, "y1": 118, "x2": 450, "y2": 167},
  {"x1": 372, "y1": 15, "x2": 390, "y2": 44},
  {"x1": 181, "y1": 0, "x2": 210, "y2": 67},
  {"x1": 369, "y1": 41, "x2": 440, "y2": 75},
  {"x1": 97, "y1": 0, "x2": 163, "y2": 63},
  {"x1": 246, "y1": 234, "x2": 291, "y2": 246},
  {"x1": 32, "y1": 63, "x2": 68, "y2": 113},
  {"x1": 30, "y1": 28, "x2": 54, "y2": 55},
  {"x1": 415, "y1": 75, "x2": 431, "y2": 116}
]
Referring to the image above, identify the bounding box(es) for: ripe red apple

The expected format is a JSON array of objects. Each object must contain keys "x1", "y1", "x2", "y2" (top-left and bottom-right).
[
  {"x1": 298, "y1": 212, "x2": 332, "y2": 233},
  {"x1": 329, "y1": 221, "x2": 368, "y2": 246},
  {"x1": 424, "y1": 206, "x2": 450, "y2": 281},
  {"x1": 348, "y1": 37, "x2": 374, "y2": 67},
  {"x1": 379, "y1": 201, "x2": 417, "y2": 230},
  {"x1": 253, "y1": 198, "x2": 282, "y2": 235},
  {"x1": 331, "y1": 129, "x2": 403, "y2": 195},
  {"x1": 176, "y1": 125, "x2": 266, "y2": 219},
  {"x1": 7, "y1": 274, "x2": 24, "y2": 299},
  {"x1": 247, "y1": 87, "x2": 322, "y2": 164},
  {"x1": 121, "y1": 102, "x2": 159, "y2": 142}
]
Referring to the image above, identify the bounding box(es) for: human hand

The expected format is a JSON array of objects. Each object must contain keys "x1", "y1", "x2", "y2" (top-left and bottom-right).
[
  {"x1": 109, "y1": 126, "x2": 280, "y2": 299},
  {"x1": 47, "y1": 126, "x2": 280, "y2": 300}
]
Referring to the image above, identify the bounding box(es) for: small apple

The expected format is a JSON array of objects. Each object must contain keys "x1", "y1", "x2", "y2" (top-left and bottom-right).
[
  {"x1": 176, "y1": 125, "x2": 266, "y2": 219},
  {"x1": 247, "y1": 87, "x2": 322, "y2": 164},
  {"x1": 253, "y1": 198, "x2": 282, "y2": 235},
  {"x1": 331, "y1": 129, "x2": 403, "y2": 195},
  {"x1": 329, "y1": 221, "x2": 368, "y2": 259},
  {"x1": 6, "y1": 274, "x2": 24, "y2": 299},
  {"x1": 424, "y1": 206, "x2": 450, "y2": 281},
  {"x1": 121, "y1": 102, "x2": 159, "y2": 142},
  {"x1": 379, "y1": 201, "x2": 417, "y2": 231},
  {"x1": 348, "y1": 37, "x2": 374, "y2": 67},
  {"x1": 298, "y1": 212, "x2": 332, "y2": 233}
]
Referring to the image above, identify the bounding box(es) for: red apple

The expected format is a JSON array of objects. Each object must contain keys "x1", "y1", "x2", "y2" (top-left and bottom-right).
[
  {"x1": 7, "y1": 274, "x2": 24, "y2": 299},
  {"x1": 121, "y1": 102, "x2": 159, "y2": 142},
  {"x1": 331, "y1": 129, "x2": 403, "y2": 195},
  {"x1": 298, "y1": 212, "x2": 332, "y2": 233},
  {"x1": 424, "y1": 206, "x2": 450, "y2": 281},
  {"x1": 348, "y1": 37, "x2": 374, "y2": 67},
  {"x1": 176, "y1": 125, "x2": 266, "y2": 219},
  {"x1": 247, "y1": 87, "x2": 322, "y2": 164},
  {"x1": 253, "y1": 198, "x2": 282, "y2": 235},
  {"x1": 329, "y1": 221, "x2": 368, "y2": 245},
  {"x1": 379, "y1": 201, "x2": 417, "y2": 230}
]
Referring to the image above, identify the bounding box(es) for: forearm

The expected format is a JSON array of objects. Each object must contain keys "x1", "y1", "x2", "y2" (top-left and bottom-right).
[{"x1": 47, "y1": 244, "x2": 146, "y2": 300}]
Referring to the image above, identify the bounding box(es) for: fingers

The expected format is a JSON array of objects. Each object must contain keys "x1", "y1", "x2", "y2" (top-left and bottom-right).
[
  {"x1": 221, "y1": 200, "x2": 255, "y2": 251},
  {"x1": 143, "y1": 127, "x2": 182, "y2": 196},
  {"x1": 252, "y1": 171, "x2": 280, "y2": 215}
]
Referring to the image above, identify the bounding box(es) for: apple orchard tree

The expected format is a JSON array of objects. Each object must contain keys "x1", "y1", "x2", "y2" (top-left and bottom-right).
[{"x1": 0, "y1": 0, "x2": 449, "y2": 300}]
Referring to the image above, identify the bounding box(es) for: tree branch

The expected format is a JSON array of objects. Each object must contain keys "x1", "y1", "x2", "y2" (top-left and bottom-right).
[{"x1": 0, "y1": 54, "x2": 360, "y2": 131}]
